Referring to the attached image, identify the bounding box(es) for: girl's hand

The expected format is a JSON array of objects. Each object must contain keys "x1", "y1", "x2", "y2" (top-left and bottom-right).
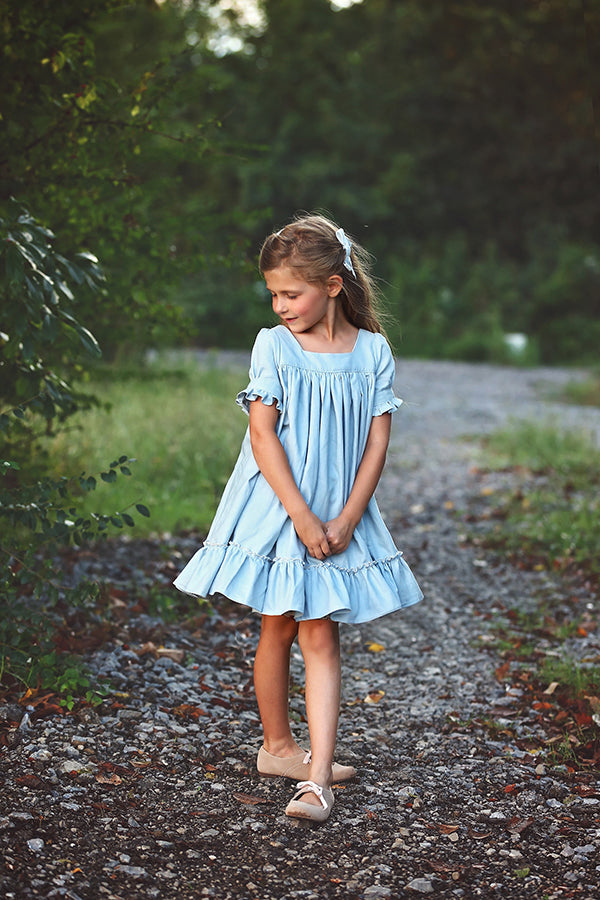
[
  {"x1": 293, "y1": 509, "x2": 331, "y2": 560},
  {"x1": 324, "y1": 515, "x2": 355, "y2": 555}
]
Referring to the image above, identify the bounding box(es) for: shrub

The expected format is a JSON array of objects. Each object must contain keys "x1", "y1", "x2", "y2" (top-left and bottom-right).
[{"x1": 0, "y1": 203, "x2": 148, "y2": 703}]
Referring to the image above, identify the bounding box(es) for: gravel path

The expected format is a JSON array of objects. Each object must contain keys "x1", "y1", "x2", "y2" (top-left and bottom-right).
[{"x1": 2, "y1": 359, "x2": 600, "y2": 899}]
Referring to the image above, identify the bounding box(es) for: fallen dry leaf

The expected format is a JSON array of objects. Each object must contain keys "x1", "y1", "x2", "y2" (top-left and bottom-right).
[
  {"x1": 232, "y1": 792, "x2": 272, "y2": 806},
  {"x1": 156, "y1": 647, "x2": 185, "y2": 664},
  {"x1": 96, "y1": 772, "x2": 122, "y2": 785},
  {"x1": 364, "y1": 690, "x2": 385, "y2": 704},
  {"x1": 495, "y1": 661, "x2": 511, "y2": 681},
  {"x1": 468, "y1": 827, "x2": 493, "y2": 839},
  {"x1": 136, "y1": 641, "x2": 159, "y2": 657},
  {"x1": 428, "y1": 859, "x2": 462, "y2": 873},
  {"x1": 129, "y1": 756, "x2": 153, "y2": 768},
  {"x1": 585, "y1": 695, "x2": 600, "y2": 713},
  {"x1": 366, "y1": 641, "x2": 385, "y2": 653},
  {"x1": 543, "y1": 681, "x2": 559, "y2": 695},
  {"x1": 16, "y1": 774, "x2": 43, "y2": 788},
  {"x1": 135, "y1": 643, "x2": 185, "y2": 664},
  {"x1": 173, "y1": 703, "x2": 207, "y2": 719},
  {"x1": 506, "y1": 816, "x2": 535, "y2": 835}
]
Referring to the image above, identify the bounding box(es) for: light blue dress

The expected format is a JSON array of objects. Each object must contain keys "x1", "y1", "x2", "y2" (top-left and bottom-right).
[{"x1": 174, "y1": 325, "x2": 423, "y2": 623}]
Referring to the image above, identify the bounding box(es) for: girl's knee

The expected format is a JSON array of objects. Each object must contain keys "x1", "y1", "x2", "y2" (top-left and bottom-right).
[
  {"x1": 259, "y1": 614, "x2": 298, "y2": 648},
  {"x1": 298, "y1": 619, "x2": 340, "y2": 657}
]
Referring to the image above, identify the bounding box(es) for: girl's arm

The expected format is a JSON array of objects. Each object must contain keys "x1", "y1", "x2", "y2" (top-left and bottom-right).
[
  {"x1": 248, "y1": 399, "x2": 331, "y2": 560},
  {"x1": 325, "y1": 413, "x2": 392, "y2": 554}
]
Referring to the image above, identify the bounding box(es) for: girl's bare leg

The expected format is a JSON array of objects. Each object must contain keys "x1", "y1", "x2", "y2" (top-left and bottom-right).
[
  {"x1": 297, "y1": 618, "x2": 341, "y2": 805},
  {"x1": 254, "y1": 614, "x2": 302, "y2": 756}
]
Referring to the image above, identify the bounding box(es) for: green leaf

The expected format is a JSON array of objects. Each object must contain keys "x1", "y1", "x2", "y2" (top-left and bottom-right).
[
  {"x1": 122, "y1": 513, "x2": 135, "y2": 527},
  {"x1": 135, "y1": 503, "x2": 151, "y2": 517},
  {"x1": 119, "y1": 466, "x2": 131, "y2": 476},
  {"x1": 100, "y1": 470, "x2": 117, "y2": 483},
  {"x1": 76, "y1": 251, "x2": 100, "y2": 265},
  {"x1": 74, "y1": 323, "x2": 102, "y2": 358},
  {"x1": 60, "y1": 258, "x2": 85, "y2": 285},
  {"x1": 55, "y1": 279, "x2": 75, "y2": 301},
  {"x1": 5, "y1": 241, "x2": 24, "y2": 284}
]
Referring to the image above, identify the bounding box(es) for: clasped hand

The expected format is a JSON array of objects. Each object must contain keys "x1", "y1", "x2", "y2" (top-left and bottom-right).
[{"x1": 293, "y1": 509, "x2": 354, "y2": 560}]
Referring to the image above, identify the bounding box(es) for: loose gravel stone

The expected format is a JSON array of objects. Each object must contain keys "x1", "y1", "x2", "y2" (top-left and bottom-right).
[{"x1": 407, "y1": 878, "x2": 434, "y2": 893}]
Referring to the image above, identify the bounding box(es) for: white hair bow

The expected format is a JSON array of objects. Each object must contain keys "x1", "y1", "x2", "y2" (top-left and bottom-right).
[{"x1": 335, "y1": 228, "x2": 356, "y2": 277}]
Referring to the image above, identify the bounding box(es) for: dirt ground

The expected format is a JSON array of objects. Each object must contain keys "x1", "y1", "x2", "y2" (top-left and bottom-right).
[{"x1": 1, "y1": 359, "x2": 599, "y2": 899}]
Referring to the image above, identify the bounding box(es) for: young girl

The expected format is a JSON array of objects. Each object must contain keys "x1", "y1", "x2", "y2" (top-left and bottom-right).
[{"x1": 174, "y1": 214, "x2": 422, "y2": 822}]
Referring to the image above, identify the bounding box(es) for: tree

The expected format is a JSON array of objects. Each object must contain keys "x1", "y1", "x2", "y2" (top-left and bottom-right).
[
  {"x1": 0, "y1": 0, "x2": 233, "y2": 354},
  {"x1": 177, "y1": 0, "x2": 600, "y2": 361}
]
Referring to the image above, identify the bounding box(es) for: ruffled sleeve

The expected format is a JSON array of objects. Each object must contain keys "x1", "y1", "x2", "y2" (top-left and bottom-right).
[
  {"x1": 372, "y1": 336, "x2": 403, "y2": 416},
  {"x1": 236, "y1": 328, "x2": 284, "y2": 415}
]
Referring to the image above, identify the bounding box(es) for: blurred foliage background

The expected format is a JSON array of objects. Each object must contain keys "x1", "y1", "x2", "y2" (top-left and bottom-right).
[{"x1": 2, "y1": 0, "x2": 599, "y2": 366}]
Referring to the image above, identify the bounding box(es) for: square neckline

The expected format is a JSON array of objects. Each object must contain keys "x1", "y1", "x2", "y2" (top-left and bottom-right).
[{"x1": 277, "y1": 324, "x2": 363, "y2": 356}]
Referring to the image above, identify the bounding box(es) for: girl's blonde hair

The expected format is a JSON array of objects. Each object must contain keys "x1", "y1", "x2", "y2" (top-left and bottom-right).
[{"x1": 259, "y1": 214, "x2": 384, "y2": 334}]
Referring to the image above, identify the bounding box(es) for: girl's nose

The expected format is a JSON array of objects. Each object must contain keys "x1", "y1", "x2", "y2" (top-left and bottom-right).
[{"x1": 272, "y1": 295, "x2": 287, "y2": 315}]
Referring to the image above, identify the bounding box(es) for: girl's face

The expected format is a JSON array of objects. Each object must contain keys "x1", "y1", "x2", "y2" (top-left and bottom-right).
[{"x1": 264, "y1": 266, "x2": 341, "y2": 335}]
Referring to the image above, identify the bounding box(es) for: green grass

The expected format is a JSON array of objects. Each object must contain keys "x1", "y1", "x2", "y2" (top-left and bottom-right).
[
  {"x1": 476, "y1": 421, "x2": 600, "y2": 770},
  {"x1": 483, "y1": 420, "x2": 598, "y2": 481},
  {"x1": 539, "y1": 657, "x2": 600, "y2": 697},
  {"x1": 559, "y1": 373, "x2": 600, "y2": 407},
  {"x1": 46, "y1": 357, "x2": 248, "y2": 535},
  {"x1": 480, "y1": 421, "x2": 600, "y2": 572}
]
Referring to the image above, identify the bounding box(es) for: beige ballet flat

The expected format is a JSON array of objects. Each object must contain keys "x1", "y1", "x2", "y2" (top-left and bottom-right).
[
  {"x1": 257, "y1": 746, "x2": 356, "y2": 782},
  {"x1": 285, "y1": 780, "x2": 334, "y2": 823}
]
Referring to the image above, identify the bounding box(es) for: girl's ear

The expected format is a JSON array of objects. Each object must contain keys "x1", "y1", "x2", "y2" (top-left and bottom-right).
[{"x1": 327, "y1": 275, "x2": 344, "y2": 297}]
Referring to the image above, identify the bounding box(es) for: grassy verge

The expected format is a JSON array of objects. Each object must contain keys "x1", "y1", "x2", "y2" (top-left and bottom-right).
[
  {"x1": 478, "y1": 421, "x2": 600, "y2": 575},
  {"x1": 47, "y1": 357, "x2": 249, "y2": 535},
  {"x1": 471, "y1": 420, "x2": 600, "y2": 769},
  {"x1": 1, "y1": 357, "x2": 247, "y2": 707},
  {"x1": 558, "y1": 372, "x2": 600, "y2": 407},
  {"x1": 475, "y1": 616, "x2": 600, "y2": 769}
]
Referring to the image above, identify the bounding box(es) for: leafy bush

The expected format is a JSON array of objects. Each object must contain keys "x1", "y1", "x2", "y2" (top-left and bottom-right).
[
  {"x1": 385, "y1": 234, "x2": 524, "y2": 363},
  {"x1": 1, "y1": 201, "x2": 104, "y2": 471},
  {"x1": 0, "y1": 203, "x2": 148, "y2": 703},
  {"x1": 523, "y1": 234, "x2": 600, "y2": 365},
  {"x1": 383, "y1": 229, "x2": 598, "y2": 365}
]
